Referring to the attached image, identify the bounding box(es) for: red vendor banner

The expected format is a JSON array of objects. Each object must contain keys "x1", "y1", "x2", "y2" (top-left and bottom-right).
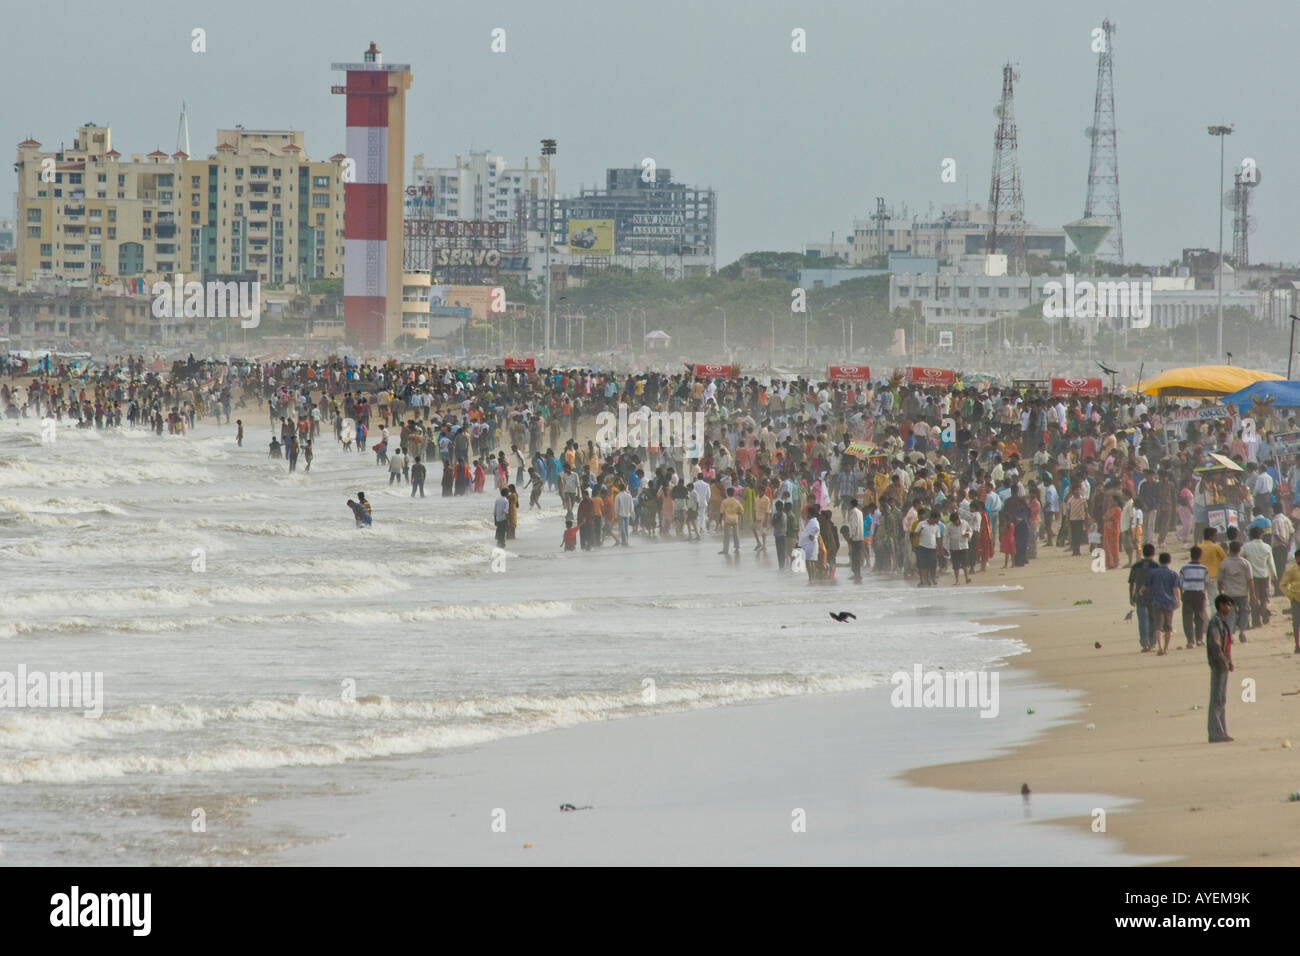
[
  {"x1": 1051, "y1": 376, "x2": 1103, "y2": 397},
  {"x1": 503, "y1": 357, "x2": 536, "y2": 370},
  {"x1": 907, "y1": 366, "x2": 955, "y2": 387},
  {"x1": 828, "y1": 364, "x2": 872, "y2": 382},
  {"x1": 689, "y1": 363, "x2": 737, "y2": 379}
]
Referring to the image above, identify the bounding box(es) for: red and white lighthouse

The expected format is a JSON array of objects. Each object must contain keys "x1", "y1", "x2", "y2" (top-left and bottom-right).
[{"x1": 331, "y1": 42, "x2": 412, "y2": 348}]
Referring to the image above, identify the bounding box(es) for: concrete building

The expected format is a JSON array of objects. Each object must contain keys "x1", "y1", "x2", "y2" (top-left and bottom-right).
[
  {"x1": 13, "y1": 124, "x2": 345, "y2": 289},
  {"x1": 892, "y1": 263, "x2": 1288, "y2": 332},
  {"x1": 547, "y1": 166, "x2": 717, "y2": 276},
  {"x1": 406, "y1": 150, "x2": 554, "y2": 224},
  {"x1": 400, "y1": 271, "x2": 431, "y2": 340},
  {"x1": 851, "y1": 204, "x2": 1067, "y2": 266}
]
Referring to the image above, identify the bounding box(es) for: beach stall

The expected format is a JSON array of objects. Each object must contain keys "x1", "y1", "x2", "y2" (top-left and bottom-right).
[
  {"x1": 1192, "y1": 454, "x2": 1247, "y2": 539},
  {"x1": 1134, "y1": 364, "x2": 1281, "y2": 398}
]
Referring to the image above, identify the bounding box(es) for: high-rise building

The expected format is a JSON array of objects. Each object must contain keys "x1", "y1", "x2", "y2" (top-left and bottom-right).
[
  {"x1": 549, "y1": 166, "x2": 717, "y2": 274},
  {"x1": 13, "y1": 124, "x2": 344, "y2": 287},
  {"x1": 407, "y1": 150, "x2": 553, "y2": 224}
]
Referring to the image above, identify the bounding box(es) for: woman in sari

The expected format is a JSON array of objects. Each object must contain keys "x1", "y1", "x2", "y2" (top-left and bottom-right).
[
  {"x1": 506, "y1": 484, "x2": 519, "y2": 540},
  {"x1": 999, "y1": 509, "x2": 1016, "y2": 568},
  {"x1": 472, "y1": 459, "x2": 486, "y2": 493},
  {"x1": 972, "y1": 501, "x2": 993, "y2": 573},
  {"x1": 1177, "y1": 483, "x2": 1195, "y2": 543},
  {"x1": 659, "y1": 476, "x2": 675, "y2": 538},
  {"x1": 1102, "y1": 492, "x2": 1122, "y2": 569},
  {"x1": 454, "y1": 461, "x2": 472, "y2": 496}
]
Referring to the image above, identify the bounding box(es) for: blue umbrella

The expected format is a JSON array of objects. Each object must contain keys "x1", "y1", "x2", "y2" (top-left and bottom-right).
[{"x1": 1219, "y1": 379, "x2": 1300, "y2": 412}]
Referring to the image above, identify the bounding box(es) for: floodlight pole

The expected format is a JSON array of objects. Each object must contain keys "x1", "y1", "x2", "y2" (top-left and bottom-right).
[{"x1": 1289, "y1": 314, "x2": 1300, "y2": 380}]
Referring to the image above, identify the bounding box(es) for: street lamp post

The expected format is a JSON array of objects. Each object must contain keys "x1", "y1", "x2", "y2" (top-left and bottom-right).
[
  {"x1": 1289, "y1": 314, "x2": 1300, "y2": 379},
  {"x1": 540, "y1": 138, "x2": 557, "y2": 365},
  {"x1": 1208, "y1": 124, "x2": 1233, "y2": 360}
]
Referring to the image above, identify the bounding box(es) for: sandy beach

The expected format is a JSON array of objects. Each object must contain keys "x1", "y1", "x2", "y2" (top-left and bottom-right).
[{"x1": 908, "y1": 542, "x2": 1300, "y2": 866}]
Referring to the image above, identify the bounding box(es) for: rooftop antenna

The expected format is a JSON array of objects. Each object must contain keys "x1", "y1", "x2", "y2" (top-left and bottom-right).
[{"x1": 175, "y1": 101, "x2": 191, "y2": 156}]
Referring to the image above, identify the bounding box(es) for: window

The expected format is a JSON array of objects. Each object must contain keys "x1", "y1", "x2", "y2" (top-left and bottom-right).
[
  {"x1": 897, "y1": 286, "x2": 910, "y2": 297},
  {"x1": 118, "y1": 174, "x2": 125, "y2": 186},
  {"x1": 27, "y1": 209, "x2": 40, "y2": 222},
  {"x1": 108, "y1": 209, "x2": 116, "y2": 222},
  {"x1": 143, "y1": 228, "x2": 151, "y2": 238},
  {"x1": 997, "y1": 286, "x2": 1010, "y2": 298},
  {"x1": 158, "y1": 174, "x2": 173, "y2": 187},
  {"x1": 235, "y1": 185, "x2": 243, "y2": 196},
  {"x1": 234, "y1": 204, "x2": 244, "y2": 216},
  {"x1": 316, "y1": 213, "x2": 325, "y2": 227},
  {"x1": 977, "y1": 287, "x2": 990, "y2": 298},
  {"x1": 108, "y1": 228, "x2": 116, "y2": 239},
  {"x1": 97, "y1": 173, "x2": 106, "y2": 183},
  {"x1": 312, "y1": 175, "x2": 330, "y2": 188},
  {"x1": 191, "y1": 176, "x2": 201, "y2": 187},
  {"x1": 312, "y1": 193, "x2": 329, "y2": 207},
  {"x1": 40, "y1": 243, "x2": 51, "y2": 256},
  {"x1": 957, "y1": 286, "x2": 971, "y2": 298},
  {"x1": 143, "y1": 210, "x2": 151, "y2": 221},
  {"x1": 159, "y1": 191, "x2": 173, "y2": 201},
  {"x1": 235, "y1": 168, "x2": 244, "y2": 178},
  {"x1": 89, "y1": 227, "x2": 101, "y2": 236},
  {"x1": 28, "y1": 226, "x2": 40, "y2": 238}
]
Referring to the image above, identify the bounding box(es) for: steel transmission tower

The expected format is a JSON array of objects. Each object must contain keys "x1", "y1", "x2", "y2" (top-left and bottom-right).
[
  {"x1": 1229, "y1": 166, "x2": 1259, "y2": 267},
  {"x1": 987, "y1": 63, "x2": 1025, "y2": 272},
  {"x1": 1084, "y1": 19, "x2": 1123, "y2": 262}
]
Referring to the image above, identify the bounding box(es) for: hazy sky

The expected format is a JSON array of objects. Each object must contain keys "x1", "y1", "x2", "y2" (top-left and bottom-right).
[{"x1": 4, "y1": 0, "x2": 1295, "y2": 268}]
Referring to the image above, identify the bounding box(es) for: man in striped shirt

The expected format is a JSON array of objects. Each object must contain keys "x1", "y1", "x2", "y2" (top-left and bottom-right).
[{"x1": 1178, "y1": 547, "x2": 1209, "y2": 648}]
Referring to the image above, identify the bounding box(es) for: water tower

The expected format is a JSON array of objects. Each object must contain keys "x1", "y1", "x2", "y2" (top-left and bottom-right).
[{"x1": 1063, "y1": 216, "x2": 1113, "y2": 270}]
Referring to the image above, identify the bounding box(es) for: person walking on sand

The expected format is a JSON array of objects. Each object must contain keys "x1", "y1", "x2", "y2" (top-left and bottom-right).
[
  {"x1": 1217, "y1": 540, "x2": 1254, "y2": 639},
  {"x1": 1147, "y1": 551, "x2": 1181, "y2": 656},
  {"x1": 1128, "y1": 543, "x2": 1158, "y2": 652},
  {"x1": 1178, "y1": 546, "x2": 1208, "y2": 648},
  {"x1": 1280, "y1": 549, "x2": 1300, "y2": 654},
  {"x1": 1206, "y1": 594, "x2": 1236, "y2": 743},
  {"x1": 236, "y1": 419, "x2": 244, "y2": 447}
]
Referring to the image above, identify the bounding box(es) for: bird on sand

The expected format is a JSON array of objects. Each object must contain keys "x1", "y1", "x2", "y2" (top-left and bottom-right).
[{"x1": 829, "y1": 611, "x2": 856, "y2": 623}]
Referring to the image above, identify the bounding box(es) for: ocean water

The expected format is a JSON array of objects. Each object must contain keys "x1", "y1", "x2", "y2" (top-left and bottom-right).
[{"x1": 0, "y1": 414, "x2": 1034, "y2": 865}]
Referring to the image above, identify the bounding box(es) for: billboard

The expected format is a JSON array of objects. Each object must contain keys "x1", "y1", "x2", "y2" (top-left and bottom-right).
[
  {"x1": 828, "y1": 364, "x2": 871, "y2": 382},
  {"x1": 1050, "y1": 376, "x2": 1103, "y2": 397},
  {"x1": 429, "y1": 285, "x2": 503, "y2": 321},
  {"x1": 568, "y1": 219, "x2": 615, "y2": 256}
]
